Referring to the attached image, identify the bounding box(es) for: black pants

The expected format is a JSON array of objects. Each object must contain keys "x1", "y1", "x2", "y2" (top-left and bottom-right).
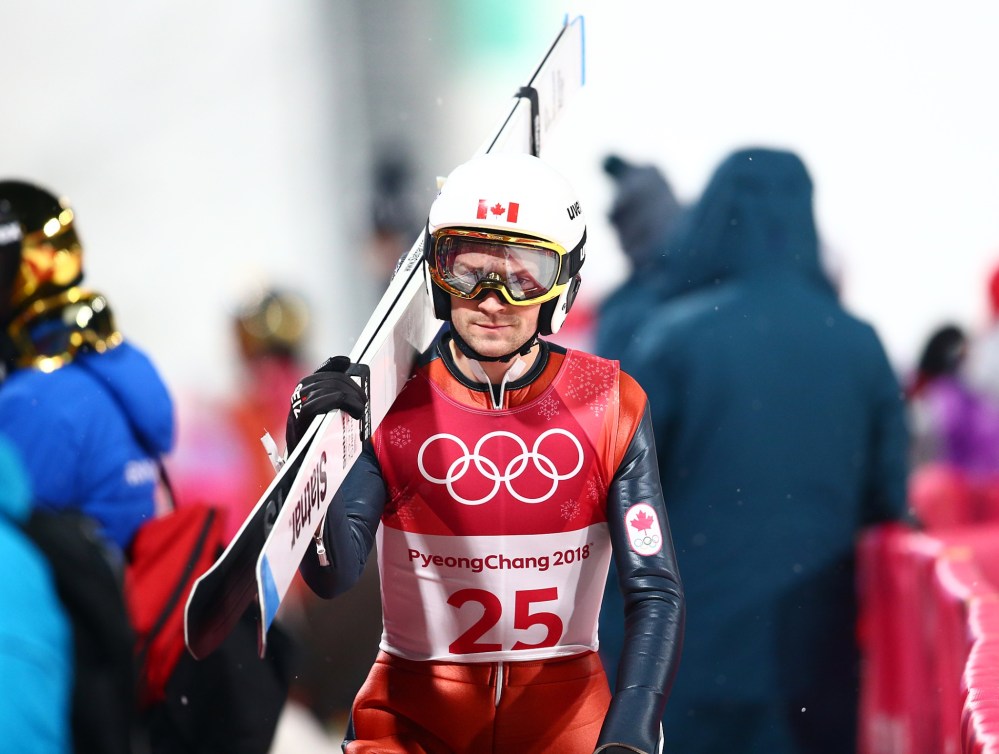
[{"x1": 143, "y1": 609, "x2": 295, "y2": 754}]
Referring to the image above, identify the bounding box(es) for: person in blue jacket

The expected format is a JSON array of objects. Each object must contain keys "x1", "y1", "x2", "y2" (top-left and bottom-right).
[
  {"x1": 0, "y1": 179, "x2": 175, "y2": 753},
  {"x1": 0, "y1": 180, "x2": 174, "y2": 549},
  {"x1": 620, "y1": 148, "x2": 910, "y2": 753},
  {"x1": 0, "y1": 179, "x2": 294, "y2": 754},
  {"x1": 0, "y1": 433, "x2": 72, "y2": 753}
]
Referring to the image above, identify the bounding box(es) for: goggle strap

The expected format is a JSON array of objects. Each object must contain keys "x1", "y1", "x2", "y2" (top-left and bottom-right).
[{"x1": 556, "y1": 228, "x2": 587, "y2": 285}]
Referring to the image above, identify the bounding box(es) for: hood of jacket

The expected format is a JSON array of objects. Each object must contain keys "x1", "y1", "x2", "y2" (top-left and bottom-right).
[
  {"x1": 658, "y1": 147, "x2": 835, "y2": 300},
  {"x1": 76, "y1": 342, "x2": 174, "y2": 456}
]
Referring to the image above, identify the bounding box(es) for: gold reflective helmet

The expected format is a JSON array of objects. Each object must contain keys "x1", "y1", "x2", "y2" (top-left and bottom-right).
[
  {"x1": 0, "y1": 181, "x2": 83, "y2": 320},
  {"x1": 0, "y1": 181, "x2": 120, "y2": 371},
  {"x1": 233, "y1": 288, "x2": 309, "y2": 361}
]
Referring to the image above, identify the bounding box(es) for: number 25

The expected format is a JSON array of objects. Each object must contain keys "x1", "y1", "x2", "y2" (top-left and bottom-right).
[{"x1": 447, "y1": 587, "x2": 563, "y2": 654}]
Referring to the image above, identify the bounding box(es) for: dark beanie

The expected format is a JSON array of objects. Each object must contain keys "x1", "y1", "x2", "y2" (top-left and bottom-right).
[{"x1": 604, "y1": 154, "x2": 682, "y2": 270}]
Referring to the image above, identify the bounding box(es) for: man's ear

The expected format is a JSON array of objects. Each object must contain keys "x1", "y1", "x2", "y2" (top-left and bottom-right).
[{"x1": 543, "y1": 275, "x2": 581, "y2": 336}]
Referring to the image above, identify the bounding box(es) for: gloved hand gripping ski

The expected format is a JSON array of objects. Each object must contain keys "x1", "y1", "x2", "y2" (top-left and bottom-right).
[{"x1": 286, "y1": 356, "x2": 368, "y2": 453}]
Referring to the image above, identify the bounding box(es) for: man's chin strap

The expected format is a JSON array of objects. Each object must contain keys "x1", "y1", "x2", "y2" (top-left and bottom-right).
[{"x1": 449, "y1": 325, "x2": 539, "y2": 363}]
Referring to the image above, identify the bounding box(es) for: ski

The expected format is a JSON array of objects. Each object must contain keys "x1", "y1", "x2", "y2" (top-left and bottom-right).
[{"x1": 185, "y1": 13, "x2": 586, "y2": 660}]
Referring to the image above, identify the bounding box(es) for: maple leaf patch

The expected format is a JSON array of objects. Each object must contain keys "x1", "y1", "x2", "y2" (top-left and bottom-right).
[
  {"x1": 625, "y1": 503, "x2": 663, "y2": 556},
  {"x1": 630, "y1": 510, "x2": 654, "y2": 533}
]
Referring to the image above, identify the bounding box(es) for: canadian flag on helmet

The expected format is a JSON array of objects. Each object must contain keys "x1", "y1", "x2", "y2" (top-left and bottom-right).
[{"x1": 476, "y1": 200, "x2": 520, "y2": 223}]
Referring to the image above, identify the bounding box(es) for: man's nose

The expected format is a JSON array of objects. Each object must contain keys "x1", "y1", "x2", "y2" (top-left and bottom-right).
[{"x1": 476, "y1": 290, "x2": 506, "y2": 311}]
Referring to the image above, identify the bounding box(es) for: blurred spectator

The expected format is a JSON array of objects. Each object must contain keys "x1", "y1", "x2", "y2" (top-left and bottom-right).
[
  {"x1": 595, "y1": 154, "x2": 684, "y2": 363},
  {"x1": 906, "y1": 323, "x2": 999, "y2": 528},
  {"x1": 0, "y1": 179, "x2": 167, "y2": 753},
  {"x1": 168, "y1": 286, "x2": 382, "y2": 744},
  {"x1": 366, "y1": 147, "x2": 422, "y2": 288},
  {"x1": 905, "y1": 324, "x2": 971, "y2": 529},
  {"x1": 618, "y1": 148, "x2": 910, "y2": 753},
  {"x1": 594, "y1": 154, "x2": 685, "y2": 687},
  {"x1": 170, "y1": 287, "x2": 312, "y2": 542},
  {"x1": 0, "y1": 180, "x2": 173, "y2": 549},
  {"x1": 0, "y1": 434, "x2": 72, "y2": 753},
  {"x1": 906, "y1": 323, "x2": 999, "y2": 475},
  {"x1": 907, "y1": 324, "x2": 968, "y2": 400},
  {"x1": 0, "y1": 181, "x2": 289, "y2": 754},
  {"x1": 920, "y1": 267, "x2": 999, "y2": 482}
]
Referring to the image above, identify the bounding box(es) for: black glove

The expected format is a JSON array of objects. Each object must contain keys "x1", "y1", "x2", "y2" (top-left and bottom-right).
[{"x1": 285, "y1": 356, "x2": 368, "y2": 452}]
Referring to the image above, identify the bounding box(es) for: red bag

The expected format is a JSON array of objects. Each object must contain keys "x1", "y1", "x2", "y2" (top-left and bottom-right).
[{"x1": 125, "y1": 504, "x2": 223, "y2": 708}]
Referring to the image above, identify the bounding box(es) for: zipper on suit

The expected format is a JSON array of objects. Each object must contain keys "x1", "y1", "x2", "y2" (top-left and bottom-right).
[{"x1": 494, "y1": 661, "x2": 505, "y2": 706}]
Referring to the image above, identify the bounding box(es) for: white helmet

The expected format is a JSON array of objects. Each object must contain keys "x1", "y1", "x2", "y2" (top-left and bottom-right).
[{"x1": 425, "y1": 153, "x2": 586, "y2": 338}]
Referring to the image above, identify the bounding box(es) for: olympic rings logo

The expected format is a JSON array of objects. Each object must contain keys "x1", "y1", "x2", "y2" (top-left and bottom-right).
[
  {"x1": 633, "y1": 533, "x2": 661, "y2": 549},
  {"x1": 417, "y1": 429, "x2": 584, "y2": 506}
]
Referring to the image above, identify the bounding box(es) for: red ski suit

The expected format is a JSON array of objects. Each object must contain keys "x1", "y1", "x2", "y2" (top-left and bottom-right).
[{"x1": 300, "y1": 333, "x2": 684, "y2": 753}]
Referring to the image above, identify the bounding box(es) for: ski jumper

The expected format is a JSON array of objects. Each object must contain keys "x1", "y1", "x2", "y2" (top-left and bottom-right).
[{"x1": 300, "y1": 332, "x2": 684, "y2": 754}]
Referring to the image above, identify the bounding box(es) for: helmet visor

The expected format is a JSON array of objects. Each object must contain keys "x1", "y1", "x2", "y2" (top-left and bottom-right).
[
  {"x1": 8, "y1": 288, "x2": 121, "y2": 372},
  {"x1": 431, "y1": 231, "x2": 565, "y2": 305}
]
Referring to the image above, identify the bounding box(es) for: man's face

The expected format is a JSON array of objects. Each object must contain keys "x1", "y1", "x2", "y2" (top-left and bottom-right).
[{"x1": 449, "y1": 290, "x2": 541, "y2": 359}]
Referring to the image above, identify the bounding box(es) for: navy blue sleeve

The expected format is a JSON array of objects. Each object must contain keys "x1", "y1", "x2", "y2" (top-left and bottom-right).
[
  {"x1": 596, "y1": 404, "x2": 685, "y2": 754},
  {"x1": 299, "y1": 440, "x2": 387, "y2": 598}
]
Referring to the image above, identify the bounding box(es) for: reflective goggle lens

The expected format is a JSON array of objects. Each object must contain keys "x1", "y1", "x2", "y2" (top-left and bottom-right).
[
  {"x1": 9, "y1": 288, "x2": 122, "y2": 372},
  {"x1": 434, "y1": 234, "x2": 562, "y2": 304}
]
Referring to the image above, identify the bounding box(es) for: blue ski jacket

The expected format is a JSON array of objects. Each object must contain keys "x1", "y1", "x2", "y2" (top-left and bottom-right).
[
  {"x1": 0, "y1": 341, "x2": 175, "y2": 550},
  {"x1": 0, "y1": 435, "x2": 72, "y2": 752}
]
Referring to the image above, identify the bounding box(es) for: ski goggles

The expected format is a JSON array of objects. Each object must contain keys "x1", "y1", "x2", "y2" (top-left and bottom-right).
[
  {"x1": 8, "y1": 288, "x2": 122, "y2": 372},
  {"x1": 429, "y1": 229, "x2": 570, "y2": 306}
]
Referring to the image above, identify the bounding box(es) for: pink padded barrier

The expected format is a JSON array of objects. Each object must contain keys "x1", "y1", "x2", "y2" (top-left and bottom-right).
[
  {"x1": 857, "y1": 522, "x2": 999, "y2": 754},
  {"x1": 910, "y1": 464, "x2": 978, "y2": 529},
  {"x1": 974, "y1": 476, "x2": 999, "y2": 524},
  {"x1": 961, "y1": 600, "x2": 999, "y2": 753},
  {"x1": 909, "y1": 465, "x2": 999, "y2": 531},
  {"x1": 931, "y1": 551, "x2": 997, "y2": 753},
  {"x1": 858, "y1": 524, "x2": 946, "y2": 754}
]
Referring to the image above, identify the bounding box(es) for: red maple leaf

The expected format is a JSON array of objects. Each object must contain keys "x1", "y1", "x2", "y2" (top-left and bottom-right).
[
  {"x1": 490, "y1": 203, "x2": 506, "y2": 217},
  {"x1": 630, "y1": 510, "x2": 654, "y2": 533}
]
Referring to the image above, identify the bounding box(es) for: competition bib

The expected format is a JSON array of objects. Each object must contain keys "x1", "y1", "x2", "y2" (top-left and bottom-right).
[
  {"x1": 378, "y1": 525, "x2": 610, "y2": 661},
  {"x1": 373, "y1": 350, "x2": 621, "y2": 662}
]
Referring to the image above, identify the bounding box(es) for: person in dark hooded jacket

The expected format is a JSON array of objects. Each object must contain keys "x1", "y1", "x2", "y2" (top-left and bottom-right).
[
  {"x1": 594, "y1": 155, "x2": 686, "y2": 689},
  {"x1": 595, "y1": 155, "x2": 684, "y2": 363},
  {"x1": 621, "y1": 148, "x2": 909, "y2": 753}
]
